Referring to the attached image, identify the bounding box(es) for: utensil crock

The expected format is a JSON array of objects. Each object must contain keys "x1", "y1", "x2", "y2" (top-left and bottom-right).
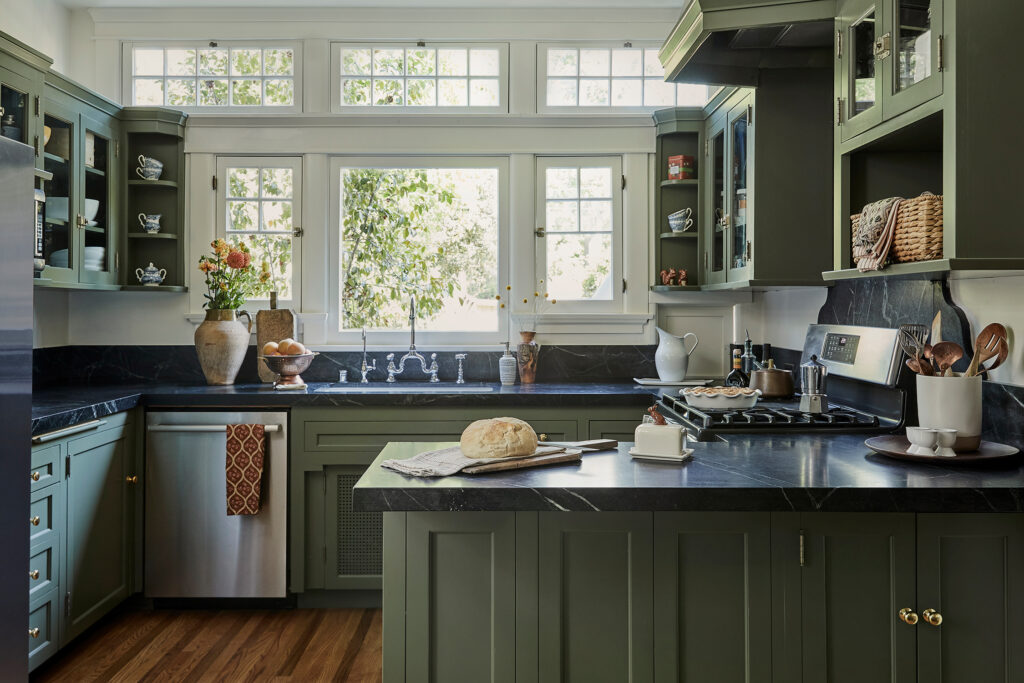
[{"x1": 916, "y1": 374, "x2": 981, "y2": 452}]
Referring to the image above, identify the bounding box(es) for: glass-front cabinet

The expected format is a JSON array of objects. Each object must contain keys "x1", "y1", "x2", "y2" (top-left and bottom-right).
[
  {"x1": 41, "y1": 103, "x2": 78, "y2": 283},
  {"x1": 703, "y1": 92, "x2": 754, "y2": 285},
  {"x1": 839, "y1": 0, "x2": 943, "y2": 141}
]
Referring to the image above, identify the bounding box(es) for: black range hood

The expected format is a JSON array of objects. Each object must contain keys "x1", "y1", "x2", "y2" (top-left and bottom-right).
[{"x1": 660, "y1": 0, "x2": 837, "y2": 86}]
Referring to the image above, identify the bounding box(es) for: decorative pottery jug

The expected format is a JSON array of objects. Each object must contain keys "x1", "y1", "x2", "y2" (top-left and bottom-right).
[
  {"x1": 517, "y1": 331, "x2": 540, "y2": 384},
  {"x1": 138, "y1": 213, "x2": 162, "y2": 233},
  {"x1": 135, "y1": 262, "x2": 166, "y2": 286},
  {"x1": 194, "y1": 309, "x2": 252, "y2": 386},
  {"x1": 654, "y1": 327, "x2": 699, "y2": 382}
]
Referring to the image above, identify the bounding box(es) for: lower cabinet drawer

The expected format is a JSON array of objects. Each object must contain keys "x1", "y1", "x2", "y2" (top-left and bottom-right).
[
  {"x1": 28, "y1": 545, "x2": 58, "y2": 603},
  {"x1": 30, "y1": 443, "x2": 61, "y2": 493},
  {"x1": 29, "y1": 486, "x2": 62, "y2": 551},
  {"x1": 28, "y1": 596, "x2": 59, "y2": 672}
]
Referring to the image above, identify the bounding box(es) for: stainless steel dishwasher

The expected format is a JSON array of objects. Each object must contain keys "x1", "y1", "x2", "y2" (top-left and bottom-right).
[{"x1": 145, "y1": 411, "x2": 287, "y2": 598}]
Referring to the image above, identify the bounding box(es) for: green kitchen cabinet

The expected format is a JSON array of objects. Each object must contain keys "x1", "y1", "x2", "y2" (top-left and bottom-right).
[
  {"x1": 28, "y1": 476, "x2": 64, "y2": 673},
  {"x1": 62, "y1": 416, "x2": 134, "y2": 644},
  {"x1": 0, "y1": 32, "x2": 49, "y2": 166},
  {"x1": 652, "y1": 108, "x2": 703, "y2": 291},
  {"x1": 537, "y1": 512, "x2": 653, "y2": 682},
  {"x1": 915, "y1": 514, "x2": 1024, "y2": 683},
  {"x1": 653, "y1": 512, "x2": 772, "y2": 683}
]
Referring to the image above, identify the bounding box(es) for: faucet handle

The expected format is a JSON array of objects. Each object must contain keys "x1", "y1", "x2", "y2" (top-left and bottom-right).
[
  {"x1": 428, "y1": 352, "x2": 440, "y2": 383},
  {"x1": 386, "y1": 353, "x2": 397, "y2": 383},
  {"x1": 455, "y1": 353, "x2": 467, "y2": 384}
]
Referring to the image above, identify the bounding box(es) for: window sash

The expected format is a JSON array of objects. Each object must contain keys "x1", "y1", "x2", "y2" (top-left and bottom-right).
[
  {"x1": 330, "y1": 42, "x2": 509, "y2": 114},
  {"x1": 535, "y1": 156, "x2": 623, "y2": 313},
  {"x1": 536, "y1": 42, "x2": 711, "y2": 113},
  {"x1": 215, "y1": 156, "x2": 303, "y2": 308},
  {"x1": 123, "y1": 41, "x2": 302, "y2": 113},
  {"x1": 327, "y1": 156, "x2": 510, "y2": 346}
]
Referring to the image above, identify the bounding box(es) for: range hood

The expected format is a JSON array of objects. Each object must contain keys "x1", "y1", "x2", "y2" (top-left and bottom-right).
[{"x1": 660, "y1": 0, "x2": 836, "y2": 86}]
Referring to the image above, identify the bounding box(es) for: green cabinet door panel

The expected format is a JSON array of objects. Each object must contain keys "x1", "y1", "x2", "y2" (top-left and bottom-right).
[
  {"x1": 800, "y1": 513, "x2": 917, "y2": 683},
  {"x1": 27, "y1": 594, "x2": 60, "y2": 672},
  {"x1": 406, "y1": 512, "x2": 517, "y2": 683},
  {"x1": 586, "y1": 420, "x2": 641, "y2": 442},
  {"x1": 653, "y1": 512, "x2": 772, "y2": 683},
  {"x1": 324, "y1": 465, "x2": 383, "y2": 590},
  {"x1": 916, "y1": 514, "x2": 1024, "y2": 683},
  {"x1": 63, "y1": 421, "x2": 131, "y2": 645},
  {"x1": 77, "y1": 110, "x2": 119, "y2": 287},
  {"x1": 383, "y1": 512, "x2": 407, "y2": 683},
  {"x1": 538, "y1": 512, "x2": 653, "y2": 683}
]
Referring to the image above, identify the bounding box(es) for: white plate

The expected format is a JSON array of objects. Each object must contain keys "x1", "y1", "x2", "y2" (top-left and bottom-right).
[
  {"x1": 629, "y1": 446, "x2": 694, "y2": 462},
  {"x1": 633, "y1": 378, "x2": 713, "y2": 387}
]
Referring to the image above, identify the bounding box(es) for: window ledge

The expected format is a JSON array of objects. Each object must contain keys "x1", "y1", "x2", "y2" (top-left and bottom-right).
[
  {"x1": 185, "y1": 113, "x2": 656, "y2": 128},
  {"x1": 513, "y1": 312, "x2": 653, "y2": 335}
]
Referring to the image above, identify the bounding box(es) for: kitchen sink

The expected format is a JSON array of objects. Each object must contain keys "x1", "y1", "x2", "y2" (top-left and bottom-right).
[{"x1": 314, "y1": 384, "x2": 495, "y2": 394}]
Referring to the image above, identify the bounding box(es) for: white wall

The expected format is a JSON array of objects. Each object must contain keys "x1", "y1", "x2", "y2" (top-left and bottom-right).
[
  {"x1": 952, "y1": 276, "x2": 1024, "y2": 387},
  {"x1": 0, "y1": 0, "x2": 72, "y2": 72}
]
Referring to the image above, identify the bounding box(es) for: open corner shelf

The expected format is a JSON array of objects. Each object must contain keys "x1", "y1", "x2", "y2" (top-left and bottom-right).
[
  {"x1": 127, "y1": 232, "x2": 178, "y2": 240},
  {"x1": 121, "y1": 285, "x2": 187, "y2": 292},
  {"x1": 660, "y1": 179, "x2": 699, "y2": 188},
  {"x1": 660, "y1": 231, "x2": 698, "y2": 240},
  {"x1": 651, "y1": 284, "x2": 701, "y2": 292},
  {"x1": 127, "y1": 179, "x2": 178, "y2": 188}
]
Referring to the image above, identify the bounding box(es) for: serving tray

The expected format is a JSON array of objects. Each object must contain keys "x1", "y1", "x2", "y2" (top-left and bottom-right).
[{"x1": 865, "y1": 435, "x2": 1020, "y2": 465}]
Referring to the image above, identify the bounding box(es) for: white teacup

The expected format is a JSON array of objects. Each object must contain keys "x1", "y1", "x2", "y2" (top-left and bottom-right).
[{"x1": 906, "y1": 427, "x2": 938, "y2": 456}]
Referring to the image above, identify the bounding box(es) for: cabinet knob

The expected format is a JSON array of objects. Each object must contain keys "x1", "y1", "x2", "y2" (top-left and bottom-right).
[
  {"x1": 898, "y1": 607, "x2": 919, "y2": 625},
  {"x1": 29, "y1": 570, "x2": 40, "y2": 580},
  {"x1": 539, "y1": 434, "x2": 548, "y2": 442},
  {"x1": 922, "y1": 608, "x2": 942, "y2": 626},
  {"x1": 30, "y1": 516, "x2": 41, "y2": 527},
  {"x1": 30, "y1": 471, "x2": 41, "y2": 481},
  {"x1": 29, "y1": 628, "x2": 40, "y2": 638},
  {"x1": 126, "y1": 475, "x2": 138, "y2": 484}
]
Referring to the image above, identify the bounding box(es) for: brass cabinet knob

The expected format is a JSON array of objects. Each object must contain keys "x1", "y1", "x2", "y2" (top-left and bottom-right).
[
  {"x1": 923, "y1": 608, "x2": 943, "y2": 626},
  {"x1": 29, "y1": 628, "x2": 40, "y2": 638},
  {"x1": 30, "y1": 471, "x2": 41, "y2": 481},
  {"x1": 29, "y1": 570, "x2": 40, "y2": 580},
  {"x1": 126, "y1": 475, "x2": 138, "y2": 484},
  {"x1": 898, "y1": 607, "x2": 919, "y2": 625},
  {"x1": 30, "y1": 516, "x2": 40, "y2": 527},
  {"x1": 539, "y1": 434, "x2": 548, "y2": 442}
]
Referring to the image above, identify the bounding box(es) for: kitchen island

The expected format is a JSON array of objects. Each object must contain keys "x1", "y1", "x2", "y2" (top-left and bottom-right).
[{"x1": 355, "y1": 440, "x2": 1024, "y2": 683}]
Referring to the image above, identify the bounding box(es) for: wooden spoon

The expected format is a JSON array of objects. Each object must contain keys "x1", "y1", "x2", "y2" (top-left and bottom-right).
[
  {"x1": 930, "y1": 311, "x2": 943, "y2": 346},
  {"x1": 906, "y1": 357, "x2": 932, "y2": 376},
  {"x1": 932, "y1": 341, "x2": 965, "y2": 377},
  {"x1": 966, "y1": 323, "x2": 1008, "y2": 377}
]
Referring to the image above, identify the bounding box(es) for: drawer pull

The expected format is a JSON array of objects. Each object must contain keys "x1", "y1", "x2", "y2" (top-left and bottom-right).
[
  {"x1": 33, "y1": 419, "x2": 105, "y2": 444},
  {"x1": 29, "y1": 570, "x2": 40, "y2": 580},
  {"x1": 923, "y1": 608, "x2": 942, "y2": 626},
  {"x1": 126, "y1": 475, "x2": 138, "y2": 484},
  {"x1": 29, "y1": 628, "x2": 40, "y2": 638},
  {"x1": 31, "y1": 471, "x2": 41, "y2": 481},
  {"x1": 30, "y1": 516, "x2": 41, "y2": 527}
]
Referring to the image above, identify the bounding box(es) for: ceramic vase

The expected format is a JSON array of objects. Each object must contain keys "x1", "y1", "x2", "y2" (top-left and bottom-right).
[
  {"x1": 194, "y1": 309, "x2": 252, "y2": 386},
  {"x1": 654, "y1": 327, "x2": 699, "y2": 382},
  {"x1": 499, "y1": 342, "x2": 517, "y2": 386},
  {"x1": 517, "y1": 331, "x2": 540, "y2": 384},
  {"x1": 916, "y1": 374, "x2": 982, "y2": 452}
]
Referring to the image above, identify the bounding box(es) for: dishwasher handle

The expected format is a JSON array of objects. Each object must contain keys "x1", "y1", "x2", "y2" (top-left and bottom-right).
[{"x1": 147, "y1": 424, "x2": 282, "y2": 433}]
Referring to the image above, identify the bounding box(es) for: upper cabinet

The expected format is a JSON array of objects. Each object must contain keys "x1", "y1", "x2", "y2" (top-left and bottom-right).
[
  {"x1": 838, "y1": 0, "x2": 943, "y2": 141},
  {"x1": 0, "y1": 34, "x2": 49, "y2": 167}
]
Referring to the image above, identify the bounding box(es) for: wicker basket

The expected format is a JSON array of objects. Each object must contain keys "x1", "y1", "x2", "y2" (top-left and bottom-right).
[{"x1": 850, "y1": 193, "x2": 943, "y2": 266}]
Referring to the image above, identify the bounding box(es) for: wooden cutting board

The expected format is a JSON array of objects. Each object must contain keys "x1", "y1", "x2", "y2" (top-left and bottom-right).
[
  {"x1": 462, "y1": 449, "x2": 583, "y2": 474},
  {"x1": 255, "y1": 308, "x2": 296, "y2": 383}
]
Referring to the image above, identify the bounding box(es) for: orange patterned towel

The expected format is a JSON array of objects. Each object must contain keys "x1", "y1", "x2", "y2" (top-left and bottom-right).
[{"x1": 226, "y1": 424, "x2": 266, "y2": 516}]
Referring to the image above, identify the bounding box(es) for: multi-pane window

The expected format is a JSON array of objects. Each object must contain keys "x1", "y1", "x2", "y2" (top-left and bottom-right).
[
  {"x1": 333, "y1": 43, "x2": 507, "y2": 111},
  {"x1": 536, "y1": 157, "x2": 621, "y2": 305},
  {"x1": 540, "y1": 44, "x2": 710, "y2": 111},
  {"x1": 335, "y1": 160, "x2": 502, "y2": 334},
  {"x1": 217, "y1": 158, "x2": 302, "y2": 303},
  {"x1": 130, "y1": 44, "x2": 298, "y2": 109}
]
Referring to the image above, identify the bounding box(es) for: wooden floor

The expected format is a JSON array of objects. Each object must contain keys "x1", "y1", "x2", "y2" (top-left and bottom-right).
[{"x1": 31, "y1": 608, "x2": 383, "y2": 682}]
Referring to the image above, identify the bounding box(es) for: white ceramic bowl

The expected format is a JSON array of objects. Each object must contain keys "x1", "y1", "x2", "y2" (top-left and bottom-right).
[
  {"x1": 83, "y1": 199, "x2": 100, "y2": 221},
  {"x1": 46, "y1": 197, "x2": 99, "y2": 222},
  {"x1": 681, "y1": 387, "x2": 761, "y2": 410}
]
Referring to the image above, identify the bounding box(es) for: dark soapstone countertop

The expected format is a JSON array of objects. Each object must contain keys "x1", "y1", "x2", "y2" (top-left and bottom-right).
[
  {"x1": 352, "y1": 438, "x2": 1024, "y2": 513},
  {"x1": 31, "y1": 382, "x2": 661, "y2": 436}
]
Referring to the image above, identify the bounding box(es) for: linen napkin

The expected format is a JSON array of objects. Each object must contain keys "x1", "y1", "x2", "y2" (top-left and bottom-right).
[
  {"x1": 226, "y1": 424, "x2": 266, "y2": 515},
  {"x1": 382, "y1": 445, "x2": 564, "y2": 477}
]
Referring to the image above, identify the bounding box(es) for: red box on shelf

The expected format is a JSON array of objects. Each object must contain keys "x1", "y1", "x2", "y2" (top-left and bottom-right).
[{"x1": 668, "y1": 154, "x2": 696, "y2": 180}]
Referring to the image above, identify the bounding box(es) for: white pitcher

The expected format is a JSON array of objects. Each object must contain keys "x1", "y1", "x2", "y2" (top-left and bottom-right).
[{"x1": 655, "y1": 327, "x2": 699, "y2": 382}]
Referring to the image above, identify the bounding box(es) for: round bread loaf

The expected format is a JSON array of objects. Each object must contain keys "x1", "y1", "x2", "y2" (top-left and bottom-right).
[{"x1": 460, "y1": 417, "x2": 538, "y2": 459}]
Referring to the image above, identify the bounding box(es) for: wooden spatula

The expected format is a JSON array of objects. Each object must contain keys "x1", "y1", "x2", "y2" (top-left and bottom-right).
[{"x1": 966, "y1": 323, "x2": 1007, "y2": 377}]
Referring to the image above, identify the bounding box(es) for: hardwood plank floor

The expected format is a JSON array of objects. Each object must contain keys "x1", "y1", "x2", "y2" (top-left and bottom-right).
[{"x1": 31, "y1": 608, "x2": 383, "y2": 683}]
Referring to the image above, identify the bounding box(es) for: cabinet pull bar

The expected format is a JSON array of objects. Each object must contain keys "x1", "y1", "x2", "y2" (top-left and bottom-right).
[
  {"x1": 33, "y1": 419, "x2": 105, "y2": 444},
  {"x1": 147, "y1": 424, "x2": 281, "y2": 433},
  {"x1": 799, "y1": 529, "x2": 805, "y2": 566}
]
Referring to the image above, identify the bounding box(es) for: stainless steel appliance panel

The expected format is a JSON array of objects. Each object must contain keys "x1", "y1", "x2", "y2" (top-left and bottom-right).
[{"x1": 145, "y1": 411, "x2": 287, "y2": 598}]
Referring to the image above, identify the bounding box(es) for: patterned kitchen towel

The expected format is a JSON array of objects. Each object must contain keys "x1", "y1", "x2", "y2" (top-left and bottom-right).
[
  {"x1": 226, "y1": 424, "x2": 266, "y2": 515},
  {"x1": 854, "y1": 196, "x2": 903, "y2": 271}
]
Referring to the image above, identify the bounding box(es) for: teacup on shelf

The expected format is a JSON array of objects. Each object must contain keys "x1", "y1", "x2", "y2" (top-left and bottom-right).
[
  {"x1": 136, "y1": 155, "x2": 164, "y2": 180},
  {"x1": 138, "y1": 213, "x2": 162, "y2": 234}
]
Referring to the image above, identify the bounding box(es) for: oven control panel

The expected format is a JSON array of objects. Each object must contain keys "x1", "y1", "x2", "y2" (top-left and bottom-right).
[
  {"x1": 822, "y1": 333, "x2": 860, "y2": 364},
  {"x1": 802, "y1": 324, "x2": 901, "y2": 386}
]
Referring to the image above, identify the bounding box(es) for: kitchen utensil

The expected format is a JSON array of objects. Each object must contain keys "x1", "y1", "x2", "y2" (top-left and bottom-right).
[
  {"x1": 537, "y1": 438, "x2": 618, "y2": 452},
  {"x1": 259, "y1": 351, "x2": 318, "y2": 389},
  {"x1": 931, "y1": 341, "x2": 964, "y2": 376},
  {"x1": 864, "y1": 435, "x2": 1019, "y2": 464},
  {"x1": 980, "y1": 337, "x2": 1009, "y2": 374},
  {"x1": 462, "y1": 449, "x2": 582, "y2": 474},
  {"x1": 905, "y1": 357, "x2": 932, "y2": 376},
  {"x1": 655, "y1": 327, "x2": 699, "y2": 382},
  {"x1": 922, "y1": 344, "x2": 936, "y2": 373},
  {"x1": 965, "y1": 323, "x2": 1007, "y2": 376},
  {"x1": 748, "y1": 360, "x2": 795, "y2": 398},
  {"x1": 799, "y1": 354, "x2": 828, "y2": 413},
  {"x1": 682, "y1": 387, "x2": 760, "y2": 410},
  {"x1": 256, "y1": 306, "x2": 296, "y2": 384},
  {"x1": 930, "y1": 311, "x2": 942, "y2": 346},
  {"x1": 933, "y1": 429, "x2": 958, "y2": 457},
  {"x1": 906, "y1": 427, "x2": 939, "y2": 455},
  {"x1": 897, "y1": 327, "x2": 926, "y2": 367}
]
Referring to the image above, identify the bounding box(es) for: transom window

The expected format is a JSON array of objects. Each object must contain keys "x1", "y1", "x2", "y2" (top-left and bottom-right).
[
  {"x1": 128, "y1": 43, "x2": 299, "y2": 110},
  {"x1": 332, "y1": 43, "x2": 508, "y2": 112},
  {"x1": 216, "y1": 157, "x2": 302, "y2": 304},
  {"x1": 539, "y1": 44, "x2": 711, "y2": 112}
]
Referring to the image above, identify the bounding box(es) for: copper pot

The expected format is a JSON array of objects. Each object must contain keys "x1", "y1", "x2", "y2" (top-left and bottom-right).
[{"x1": 749, "y1": 364, "x2": 795, "y2": 398}]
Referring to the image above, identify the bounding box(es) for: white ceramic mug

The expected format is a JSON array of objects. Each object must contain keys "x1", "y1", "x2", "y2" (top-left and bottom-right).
[{"x1": 916, "y1": 374, "x2": 981, "y2": 452}]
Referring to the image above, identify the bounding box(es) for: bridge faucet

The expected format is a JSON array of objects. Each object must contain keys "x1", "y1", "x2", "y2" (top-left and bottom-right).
[{"x1": 385, "y1": 296, "x2": 439, "y2": 382}]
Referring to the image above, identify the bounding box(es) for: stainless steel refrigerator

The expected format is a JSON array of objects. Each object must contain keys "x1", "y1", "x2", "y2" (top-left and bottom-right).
[{"x1": 0, "y1": 134, "x2": 34, "y2": 680}]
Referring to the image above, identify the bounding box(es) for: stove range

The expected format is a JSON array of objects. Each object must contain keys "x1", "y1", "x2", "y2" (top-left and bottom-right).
[{"x1": 658, "y1": 324, "x2": 911, "y2": 442}]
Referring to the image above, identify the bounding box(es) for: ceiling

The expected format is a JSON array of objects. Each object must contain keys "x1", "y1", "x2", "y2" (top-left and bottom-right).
[{"x1": 60, "y1": 0, "x2": 681, "y2": 7}]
